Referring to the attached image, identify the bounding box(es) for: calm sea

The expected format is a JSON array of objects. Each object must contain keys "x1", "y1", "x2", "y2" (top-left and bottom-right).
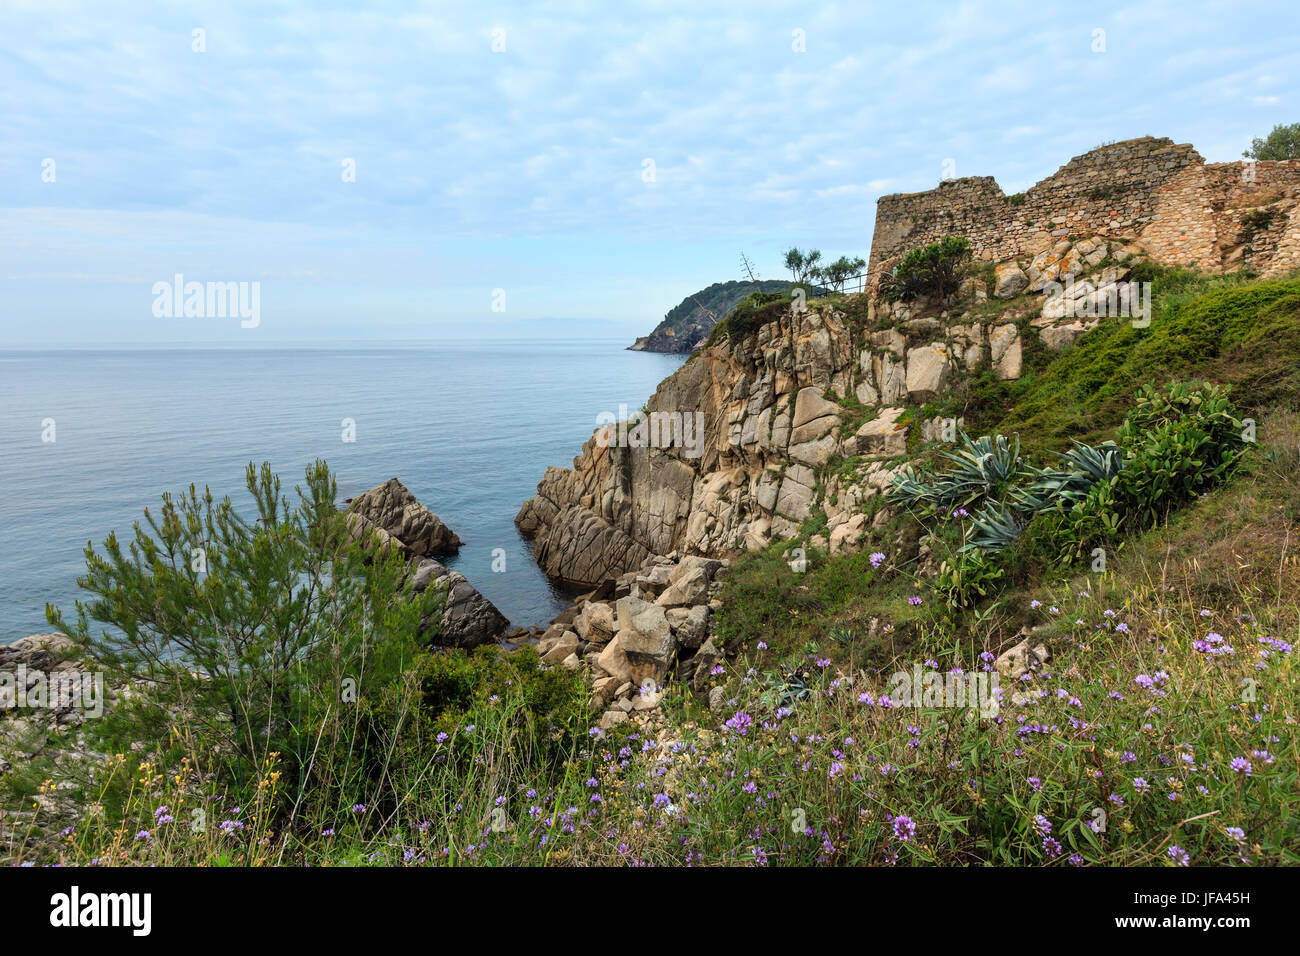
[{"x1": 0, "y1": 343, "x2": 686, "y2": 643}]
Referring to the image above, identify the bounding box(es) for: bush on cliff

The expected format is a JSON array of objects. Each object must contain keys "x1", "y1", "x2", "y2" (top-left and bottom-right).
[
  {"x1": 880, "y1": 235, "x2": 972, "y2": 302},
  {"x1": 45, "y1": 460, "x2": 443, "y2": 800}
]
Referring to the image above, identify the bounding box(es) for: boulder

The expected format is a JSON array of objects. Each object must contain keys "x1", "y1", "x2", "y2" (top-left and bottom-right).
[
  {"x1": 598, "y1": 710, "x2": 628, "y2": 730},
  {"x1": 348, "y1": 478, "x2": 462, "y2": 556},
  {"x1": 411, "y1": 559, "x2": 509, "y2": 648},
  {"x1": 829, "y1": 512, "x2": 868, "y2": 555},
  {"x1": 656, "y1": 566, "x2": 710, "y2": 607},
  {"x1": 841, "y1": 406, "x2": 907, "y2": 458},
  {"x1": 1040, "y1": 321, "x2": 1087, "y2": 351},
  {"x1": 576, "y1": 601, "x2": 616, "y2": 643},
  {"x1": 690, "y1": 638, "x2": 723, "y2": 694},
  {"x1": 540, "y1": 630, "x2": 579, "y2": 664},
  {"x1": 995, "y1": 638, "x2": 1050, "y2": 680},
  {"x1": 905, "y1": 343, "x2": 953, "y2": 402},
  {"x1": 989, "y1": 324, "x2": 1021, "y2": 380},
  {"x1": 595, "y1": 635, "x2": 636, "y2": 685},
  {"x1": 994, "y1": 262, "x2": 1029, "y2": 299},
  {"x1": 621, "y1": 606, "x2": 676, "y2": 682},
  {"x1": 666, "y1": 604, "x2": 710, "y2": 649}
]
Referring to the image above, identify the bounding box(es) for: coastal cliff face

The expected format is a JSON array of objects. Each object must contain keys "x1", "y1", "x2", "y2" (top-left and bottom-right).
[
  {"x1": 519, "y1": 303, "x2": 944, "y2": 585},
  {"x1": 516, "y1": 230, "x2": 1164, "y2": 590},
  {"x1": 629, "y1": 279, "x2": 794, "y2": 353}
]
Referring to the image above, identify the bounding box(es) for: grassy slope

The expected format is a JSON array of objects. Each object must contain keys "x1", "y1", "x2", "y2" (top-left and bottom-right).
[{"x1": 7, "y1": 274, "x2": 1298, "y2": 867}]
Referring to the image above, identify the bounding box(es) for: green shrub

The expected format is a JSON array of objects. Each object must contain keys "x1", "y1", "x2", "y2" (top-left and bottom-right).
[
  {"x1": 710, "y1": 291, "x2": 793, "y2": 344},
  {"x1": 888, "y1": 430, "x2": 1023, "y2": 512},
  {"x1": 1111, "y1": 381, "x2": 1248, "y2": 526},
  {"x1": 936, "y1": 548, "x2": 1005, "y2": 609},
  {"x1": 47, "y1": 461, "x2": 441, "y2": 797},
  {"x1": 880, "y1": 235, "x2": 973, "y2": 302}
]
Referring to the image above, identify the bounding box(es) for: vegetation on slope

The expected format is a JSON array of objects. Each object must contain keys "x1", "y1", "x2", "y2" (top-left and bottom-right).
[
  {"x1": 3, "y1": 274, "x2": 1298, "y2": 867},
  {"x1": 632, "y1": 279, "x2": 793, "y2": 353}
]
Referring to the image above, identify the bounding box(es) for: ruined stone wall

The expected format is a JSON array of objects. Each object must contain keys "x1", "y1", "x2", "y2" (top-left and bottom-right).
[{"x1": 869, "y1": 137, "x2": 1300, "y2": 280}]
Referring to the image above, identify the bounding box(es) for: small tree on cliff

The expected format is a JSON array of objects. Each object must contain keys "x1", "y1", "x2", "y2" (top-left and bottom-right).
[
  {"x1": 1244, "y1": 122, "x2": 1300, "y2": 161},
  {"x1": 820, "y1": 255, "x2": 867, "y2": 292},
  {"x1": 783, "y1": 247, "x2": 824, "y2": 285},
  {"x1": 47, "y1": 460, "x2": 442, "y2": 794}
]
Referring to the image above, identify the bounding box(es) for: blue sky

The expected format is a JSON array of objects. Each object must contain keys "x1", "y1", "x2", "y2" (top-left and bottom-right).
[{"x1": 0, "y1": 0, "x2": 1296, "y2": 345}]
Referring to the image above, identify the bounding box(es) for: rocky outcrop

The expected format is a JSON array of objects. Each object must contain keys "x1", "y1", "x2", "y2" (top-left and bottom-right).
[
  {"x1": 520, "y1": 227, "x2": 1169, "y2": 602},
  {"x1": 347, "y1": 478, "x2": 463, "y2": 557},
  {"x1": 410, "y1": 559, "x2": 509, "y2": 649},
  {"x1": 517, "y1": 294, "x2": 1039, "y2": 585},
  {"x1": 347, "y1": 478, "x2": 507, "y2": 647},
  {"x1": 630, "y1": 279, "x2": 794, "y2": 353},
  {"x1": 531, "y1": 552, "x2": 727, "y2": 727},
  {"x1": 1, "y1": 634, "x2": 118, "y2": 839}
]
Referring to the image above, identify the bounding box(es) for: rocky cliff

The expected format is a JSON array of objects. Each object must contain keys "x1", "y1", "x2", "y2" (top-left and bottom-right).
[
  {"x1": 518, "y1": 233, "x2": 1155, "y2": 588},
  {"x1": 629, "y1": 279, "x2": 793, "y2": 353}
]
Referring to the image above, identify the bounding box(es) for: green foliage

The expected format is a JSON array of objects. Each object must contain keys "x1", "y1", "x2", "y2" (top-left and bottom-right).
[
  {"x1": 46, "y1": 461, "x2": 443, "y2": 793},
  {"x1": 364, "y1": 644, "x2": 590, "y2": 792},
  {"x1": 936, "y1": 548, "x2": 1005, "y2": 609},
  {"x1": 1244, "y1": 121, "x2": 1300, "y2": 160},
  {"x1": 987, "y1": 276, "x2": 1300, "y2": 451},
  {"x1": 880, "y1": 235, "x2": 973, "y2": 302},
  {"x1": 712, "y1": 290, "x2": 795, "y2": 344},
  {"x1": 964, "y1": 500, "x2": 1025, "y2": 553},
  {"x1": 1011, "y1": 440, "x2": 1124, "y2": 514},
  {"x1": 888, "y1": 430, "x2": 1022, "y2": 512},
  {"x1": 820, "y1": 255, "x2": 868, "y2": 292},
  {"x1": 1240, "y1": 208, "x2": 1275, "y2": 233},
  {"x1": 1110, "y1": 381, "x2": 1248, "y2": 526},
  {"x1": 783, "y1": 247, "x2": 823, "y2": 284}
]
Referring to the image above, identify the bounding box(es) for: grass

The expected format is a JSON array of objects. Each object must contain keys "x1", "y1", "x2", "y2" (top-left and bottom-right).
[{"x1": 4, "y1": 271, "x2": 1299, "y2": 867}]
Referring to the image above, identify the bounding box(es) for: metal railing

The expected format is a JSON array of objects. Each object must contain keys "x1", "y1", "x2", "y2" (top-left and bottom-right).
[{"x1": 821, "y1": 271, "x2": 872, "y2": 296}]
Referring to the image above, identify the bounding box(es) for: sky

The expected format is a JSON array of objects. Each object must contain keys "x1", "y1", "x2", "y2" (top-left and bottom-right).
[{"x1": 0, "y1": 0, "x2": 1296, "y2": 346}]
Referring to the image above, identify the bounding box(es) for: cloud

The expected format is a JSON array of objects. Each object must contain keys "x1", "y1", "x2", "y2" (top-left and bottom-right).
[{"x1": 1, "y1": 0, "x2": 1298, "y2": 343}]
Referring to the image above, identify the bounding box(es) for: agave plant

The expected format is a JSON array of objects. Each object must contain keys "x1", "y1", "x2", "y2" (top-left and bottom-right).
[
  {"x1": 758, "y1": 664, "x2": 813, "y2": 711},
  {"x1": 934, "y1": 431, "x2": 1024, "y2": 508},
  {"x1": 961, "y1": 499, "x2": 1024, "y2": 552},
  {"x1": 889, "y1": 431, "x2": 1025, "y2": 511},
  {"x1": 1011, "y1": 440, "x2": 1123, "y2": 515},
  {"x1": 887, "y1": 465, "x2": 948, "y2": 508}
]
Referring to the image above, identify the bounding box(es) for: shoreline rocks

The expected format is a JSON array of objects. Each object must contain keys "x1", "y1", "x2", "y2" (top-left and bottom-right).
[
  {"x1": 347, "y1": 477, "x2": 463, "y2": 557},
  {"x1": 349, "y1": 478, "x2": 508, "y2": 648},
  {"x1": 529, "y1": 551, "x2": 728, "y2": 726}
]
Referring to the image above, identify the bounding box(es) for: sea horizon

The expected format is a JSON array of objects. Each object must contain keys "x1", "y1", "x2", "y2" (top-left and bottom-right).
[{"x1": 0, "y1": 341, "x2": 687, "y2": 643}]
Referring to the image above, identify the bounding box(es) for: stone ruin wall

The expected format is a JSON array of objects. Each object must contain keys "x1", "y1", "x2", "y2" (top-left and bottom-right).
[{"x1": 868, "y1": 136, "x2": 1300, "y2": 282}]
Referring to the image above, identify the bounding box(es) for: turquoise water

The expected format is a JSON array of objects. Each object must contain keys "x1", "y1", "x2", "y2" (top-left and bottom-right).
[{"x1": 0, "y1": 343, "x2": 686, "y2": 642}]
